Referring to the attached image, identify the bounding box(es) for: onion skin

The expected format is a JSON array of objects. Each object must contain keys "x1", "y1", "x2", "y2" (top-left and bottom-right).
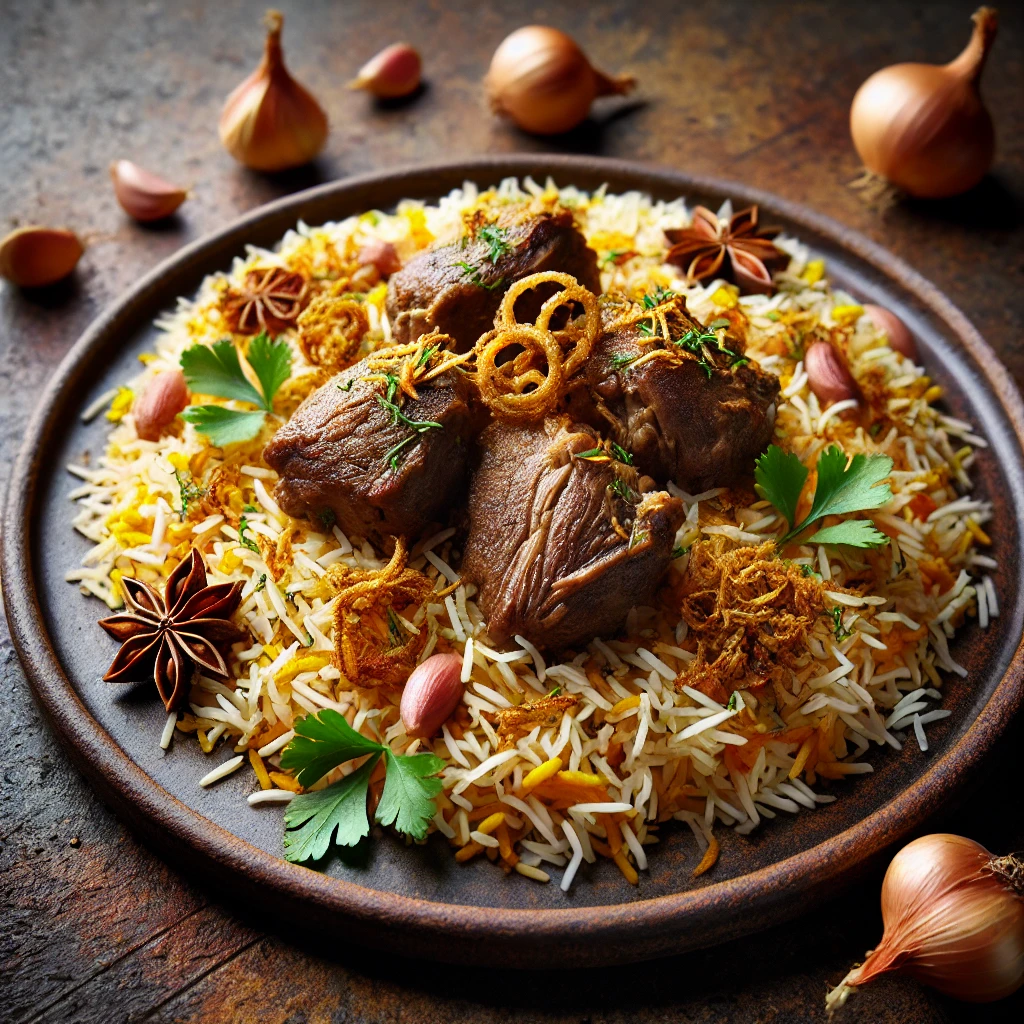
[
  {"x1": 486, "y1": 26, "x2": 635, "y2": 136},
  {"x1": 219, "y1": 10, "x2": 328, "y2": 172},
  {"x1": 863, "y1": 303, "x2": 918, "y2": 361},
  {"x1": 850, "y1": 7, "x2": 998, "y2": 199},
  {"x1": 828, "y1": 834, "x2": 1024, "y2": 1009}
]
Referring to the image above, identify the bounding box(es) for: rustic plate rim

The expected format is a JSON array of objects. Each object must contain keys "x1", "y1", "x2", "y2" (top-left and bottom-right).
[{"x1": 5, "y1": 154, "x2": 1024, "y2": 965}]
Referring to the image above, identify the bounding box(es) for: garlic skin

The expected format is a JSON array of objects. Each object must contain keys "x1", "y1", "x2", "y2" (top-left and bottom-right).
[
  {"x1": 486, "y1": 26, "x2": 635, "y2": 136},
  {"x1": 805, "y1": 341, "x2": 860, "y2": 405},
  {"x1": 110, "y1": 160, "x2": 187, "y2": 222},
  {"x1": 349, "y1": 43, "x2": 422, "y2": 99},
  {"x1": 850, "y1": 7, "x2": 998, "y2": 199},
  {"x1": 863, "y1": 303, "x2": 918, "y2": 361},
  {"x1": 400, "y1": 653, "x2": 464, "y2": 738},
  {"x1": 0, "y1": 227, "x2": 83, "y2": 288},
  {"x1": 828, "y1": 834, "x2": 1024, "y2": 1009},
  {"x1": 219, "y1": 9, "x2": 328, "y2": 172},
  {"x1": 357, "y1": 238, "x2": 402, "y2": 277}
]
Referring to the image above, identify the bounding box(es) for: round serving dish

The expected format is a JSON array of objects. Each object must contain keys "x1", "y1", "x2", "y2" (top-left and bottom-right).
[{"x1": 5, "y1": 155, "x2": 1024, "y2": 967}]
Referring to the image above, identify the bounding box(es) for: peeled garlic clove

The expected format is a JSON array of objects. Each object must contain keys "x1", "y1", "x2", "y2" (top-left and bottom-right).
[
  {"x1": 0, "y1": 226, "x2": 83, "y2": 288},
  {"x1": 357, "y1": 238, "x2": 402, "y2": 277},
  {"x1": 805, "y1": 341, "x2": 860, "y2": 405},
  {"x1": 110, "y1": 160, "x2": 188, "y2": 222},
  {"x1": 349, "y1": 43, "x2": 422, "y2": 99},
  {"x1": 863, "y1": 303, "x2": 918, "y2": 361},
  {"x1": 134, "y1": 369, "x2": 190, "y2": 441},
  {"x1": 400, "y1": 653, "x2": 464, "y2": 738},
  {"x1": 219, "y1": 10, "x2": 328, "y2": 172}
]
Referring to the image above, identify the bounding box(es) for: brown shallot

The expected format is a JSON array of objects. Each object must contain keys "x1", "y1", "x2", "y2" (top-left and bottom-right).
[
  {"x1": 805, "y1": 341, "x2": 859, "y2": 406},
  {"x1": 863, "y1": 304, "x2": 918, "y2": 361},
  {"x1": 827, "y1": 834, "x2": 1024, "y2": 1010},
  {"x1": 485, "y1": 26, "x2": 635, "y2": 136},
  {"x1": 850, "y1": 8, "x2": 999, "y2": 199}
]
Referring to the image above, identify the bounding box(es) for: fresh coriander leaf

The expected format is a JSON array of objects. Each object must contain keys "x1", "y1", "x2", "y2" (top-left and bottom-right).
[
  {"x1": 280, "y1": 707, "x2": 384, "y2": 788},
  {"x1": 804, "y1": 447, "x2": 894, "y2": 525},
  {"x1": 254, "y1": 573, "x2": 267, "y2": 593},
  {"x1": 237, "y1": 515, "x2": 260, "y2": 554},
  {"x1": 247, "y1": 332, "x2": 292, "y2": 409},
  {"x1": 375, "y1": 749, "x2": 444, "y2": 841},
  {"x1": 181, "y1": 339, "x2": 265, "y2": 408},
  {"x1": 804, "y1": 520, "x2": 889, "y2": 549},
  {"x1": 754, "y1": 445, "x2": 808, "y2": 531},
  {"x1": 726, "y1": 691, "x2": 742, "y2": 711},
  {"x1": 282, "y1": 756, "x2": 378, "y2": 862},
  {"x1": 671, "y1": 545, "x2": 690, "y2": 559},
  {"x1": 799, "y1": 563, "x2": 824, "y2": 581},
  {"x1": 179, "y1": 406, "x2": 268, "y2": 446},
  {"x1": 243, "y1": 503, "x2": 258, "y2": 513}
]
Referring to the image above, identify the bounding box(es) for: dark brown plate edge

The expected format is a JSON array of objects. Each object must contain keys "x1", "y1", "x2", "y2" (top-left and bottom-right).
[{"x1": 4, "y1": 153, "x2": 1024, "y2": 967}]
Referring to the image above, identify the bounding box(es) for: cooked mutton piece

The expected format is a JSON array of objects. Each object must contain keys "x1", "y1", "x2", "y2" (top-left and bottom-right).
[
  {"x1": 461, "y1": 417, "x2": 685, "y2": 651},
  {"x1": 385, "y1": 207, "x2": 600, "y2": 352},
  {"x1": 263, "y1": 355, "x2": 478, "y2": 542},
  {"x1": 574, "y1": 295, "x2": 780, "y2": 493}
]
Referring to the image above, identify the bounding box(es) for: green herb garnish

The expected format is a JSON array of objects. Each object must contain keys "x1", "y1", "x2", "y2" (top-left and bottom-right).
[
  {"x1": 755, "y1": 444, "x2": 893, "y2": 548},
  {"x1": 337, "y1": 379, "x2": 355, "y2": 392},
  {"x1": 455, "y1": 261, "x2": 505, "y2": 290},
  {"x1": 254, "y1": 573, "x2": 267, "y2": 593},
  {"x1": 179, "y1": 333, "x2": 292, "y2": 446},
  {"x1": 610, "y1": 476, "x2": 638, "y2": 504},
  {"x1": 546, "y1": 686, "x2": 562, "y2": 698},
  {"x1": 477, "y1": 224, "x2": 512, "y2": 263},
  {"x1": 832, "y1": 606, "x2": 853, "y2": 641},
  {"x1": 726, "y1": 691, "x2": 742, "y2": 711},
  {"x1": 610, "y1": 353, "x2": 638, "y2": 370},
  {"x1": 172, "y1": 468, "x2": 206, "y2": 520},
  {"x1": 280, "y1": 709, "x2": 444, "y2": 862},
  {"x1": 610, "y1": 442, "x2": 633, "y2": 466},
  {"x1": 376, "y1": 381, "x2": 443, "y2": 471},
  {"x1": 671, "y1": 545, "x2": 690, "y2": 560},
  {"x1": 237, "y1": 515, "x2": 260, "y2": 554}
]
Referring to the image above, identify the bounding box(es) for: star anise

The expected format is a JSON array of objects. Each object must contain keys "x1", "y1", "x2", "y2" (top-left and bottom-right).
[
  {"x1": 98, "y1": 549, "x2": 245, "y2": 711},
  {"x1": 223, "y1": 266, "x2": 309, "y2": 335},
  {"x1": 664, "y1": 205, "x2": 787, "y2": 295}
]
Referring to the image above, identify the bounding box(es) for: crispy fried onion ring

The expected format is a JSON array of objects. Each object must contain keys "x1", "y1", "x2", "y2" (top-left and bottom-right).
[
  {"x1": 475, "y1": 324, "x2": 563, "y2": 421},
  {"x1": 296, "y1": 295, "x2": 369, "y2": 375},
  {"x1": 496, "y1": 271, "x2": 600, "y2": 377}
]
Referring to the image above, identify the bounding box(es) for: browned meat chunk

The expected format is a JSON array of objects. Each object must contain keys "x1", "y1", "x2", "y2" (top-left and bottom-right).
[
  {"x1": 264, "y1": 357, "x2": 477, "y2": 541},
  {"x1": 386, "y1": 208, "x2": 600, "y2": 352},
  {"x1": 574, "y1": 296, "x2": 779, "y2": 492},
  {"x1": 461, "y1": 417, "x2": 685, "y2": 651}
]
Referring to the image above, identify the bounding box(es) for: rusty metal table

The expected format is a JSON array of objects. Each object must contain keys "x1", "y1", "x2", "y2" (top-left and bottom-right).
[{"x1": 2, "y1": 2, "x2": 1023, "y2": 1021}]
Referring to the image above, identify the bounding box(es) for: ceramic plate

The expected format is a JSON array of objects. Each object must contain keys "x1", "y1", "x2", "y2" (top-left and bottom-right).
[{"x1": 5, "y1": 156, "x2": 1024, "y2": 967}]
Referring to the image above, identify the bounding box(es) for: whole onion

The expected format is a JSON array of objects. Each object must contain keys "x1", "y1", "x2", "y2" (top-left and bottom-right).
[{"x1": 850, "y1": 7, "x2": 998, "y2": 199}]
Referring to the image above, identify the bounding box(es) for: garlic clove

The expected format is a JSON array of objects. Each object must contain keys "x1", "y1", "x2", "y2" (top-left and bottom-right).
[
  {"x1": 400, "y1": 653, "x2": 464, "y2": 738},
  {"x1": 134, "y1": 369, "x2": 190, "y2": 441},
  {"x1": 805, "y1": 341, "x2": 860, "y2": 406},
  {"x1": 110, "y1": 160, "x2": 188, "y2": 222},
  {"x1": 357, "y1": 238, "x2": 402, "y2": 277},
  {"x1": 0, "y1": 226, "x2": 84, "y2": 288},
  {"x1": 219, "y1": 9, "x2": 328, "y2": 172},
  {"x1": 863, "y1": 304, "x2": 918, "y2": 361},
  {"x1": 349, "y1": 43, "x2": 422, "y2": 99}
]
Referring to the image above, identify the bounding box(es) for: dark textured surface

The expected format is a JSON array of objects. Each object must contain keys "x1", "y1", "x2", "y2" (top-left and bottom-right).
[{"x1": 1, "y1": 1, "x2": 1023, "y2": 1021}]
